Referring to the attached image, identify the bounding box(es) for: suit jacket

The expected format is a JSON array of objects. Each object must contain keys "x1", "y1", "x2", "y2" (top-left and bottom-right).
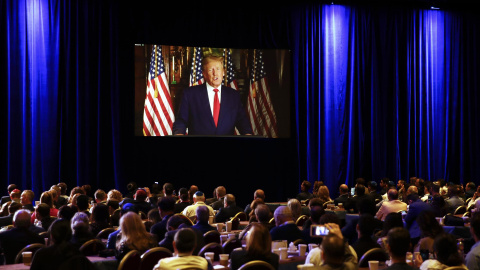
[
  {"x1": 269, "y1": 222, "x2": 303, "y2": 243},
  {"x1": 150, "y1": 213, "x2": 173, "y2": 242},
  {"x1": 214, "y1": 205, "x2": 243, "y2": 223},
  {"x1": 191, "y1": 222, "x2": 216, "y2": 235},
  {"x1": 334, "y1": 194, "x2": 350, "y2": 206},
  {"x1": 172, "y1": 85, "x2": 253, "y2": 135},
  {"x1": 404, "y1": 200, "x2": 432, "y2": 238},
  {"x1": 0, "y1": 227, "x2": 44, "y2": 264},
  {"x1": 445, "y1": 196, "x2": 465, "y2": 214},
  {"x1": 211, "y1": 197, "x2": 225, "y2": 211},
  {"x1": 0, "y1": 214, "x2": 14, "y2": 227}
]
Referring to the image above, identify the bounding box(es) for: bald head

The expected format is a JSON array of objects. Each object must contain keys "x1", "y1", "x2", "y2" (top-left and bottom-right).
[
  {"x1": 274, "y1": 206, "x2": 293, "y2": 226},
  {"x1": 388, "y1": 189, "x2": 399, "y2": 200},
  {"x1": 339, "y1": 184, "x2": 349, "y2": 194},
  {"x1": 13, "y1": 210, "x2": 31, "y2": 228},
  {"x1": 254, "y1": 189, "x2": 265, "y2": 200},
  {"x1": 407, "y1": 185, "x2": 418, "y2": 196}
]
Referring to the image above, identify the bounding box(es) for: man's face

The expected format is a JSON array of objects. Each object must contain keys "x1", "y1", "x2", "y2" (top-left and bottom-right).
[
  {"x1": 203, "y1": 60, "x2": 224, "y2": 88},
  {"x1": 20, "y1": 192, "x2": 29, "y2": 205}
]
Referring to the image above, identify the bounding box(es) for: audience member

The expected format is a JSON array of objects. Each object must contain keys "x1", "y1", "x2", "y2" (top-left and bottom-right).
[
  {"x1": 346, "y1": 184, "x2": 369, "y2": 213},
  {"x1": 247, "y1": 198, "x2": 264, "y2": 222},
  {"x1": 416, "y1": 233, "x2": 466, "y2": 269},
  {"x1": 70, "y1": 212, "x2": 94, "y2": 250},
  {"x1": 231, "y1": 223, "x2": 279, "y2": 270},
  {"x1": 35, "y1": 203, "x2": 57, "y2": 231},
  {"x1": 76, "y1": 194, "x2": 91, "y2": 216},
  {"x1": 107, "y1": 189, "x2": 123, "y2": 202},
  {"x1": 352, "y1": 214, "x2": 381, "y2": 259},
  {"x1": 430, "y1": 194, "x2": 447, "y2": 217},
  {"x1": 239, "y1": 203, "x2": 274, "y2": 240},
  {"x1": 368, "y1": 181, "x2": 383, "y2": 203},
  {"x1": 376, "y1": 212, "x2": 404, "y2": 250},
  {"x1": 58, "y1": 205, "x2": 77, "y2": 221},
  {"x1": 31, "y1": 190, "x2": 58, "y2": 224},
  {"x1": 376, "y1": 189, "x2": 407, "y2": 221},
  {"x1": 57, "y1": 182, "x2": 69, "y2": 201},
  {"x1": 115, "y1": 211, "x2": 157, "y2": 261},
  {"x1": 465, "y1": 182, "x2": 476, "y2": 201},
  {"x1": 342, "y1": 197, "x2": 383, "y2": 245},
  {"x1": 270, "y1": 206, "x2": 303, "y2": 243},
  {"x1": 384, "y1": 227, "x2": 417, "y2": 270},
  {"x1": 414, "y1": 211, "x2": 444, "y2": 259},
  {"x1": 0, "y1": 189, "x2": 20, "y2": 217},
  {"x1": 214, "y1": 194, "x2": 243, "y2": 223},
  {"x1": 107, "y1": 199, "x2": 121, "y2": 226},
  {"x1": 445, "y1": 185, "x2": 465, "y2": 214},
  {"x1": 159, "y1": 215, "x2": 204, "y2": 255},
  {"x1": 210, "y1": 186, "x2": 227, "y2": 210},
  {"x1": 465, "y1": 212, "x2": 480, "y2": 270},
  {"x1": 182, "y1": 191, "x2": 214, "y2": 221},
  {"x1": 380, "y1": 178, "x2": 390, "y2": 195},
  {"x1": 297, "y1": 180, "x2": 314, "y2": 201},
  {"x1": 125, "y1": 181, "x2": 138, "y2": 199},
  {"x1": 67, "y1": 187, "x2": 86, "y2": 206},
  {"x1": 89, "y1": 204, "x2": 111, "y2": 236},
  {"x1": 404, "y1": 193, "x2": 432, "y2": 247},
  {"x1": 244, "y1": 189, "x2": 265, "y2": 214},
  {"x1": 0, "y1": 202, "x2": 22, "y2": 227},
  {"x1": 30, "y1": 219, "x2": 95, "y2": 270},
  {"x1": 192, "y1": 206, "x2": 216, "y2": 234},
  {"x1": 20, "y1": 190, "x2": 35, "y2": 212},
  {"x1": 334, "y1": 184, "x2": 350, "y2": 206},
  {"x1": 316, "y1": 186, "x2": 332, "y2": 203},
  {"x1": 154, "y1": 228, "x2": 209, "y2": 270},
  {"x1": 151, "y1": 196, "x2": 176, "y2": 242},
  {"x1": 188, "y1": 185, "x2": 199, "y2": 204},
  {"x1": 287, "y1": 198, "x2": 302, "y2": 222},
  {"x1": 93, "y1": 189, "x2": 107, "y2": 206},
  {"x1": 174, "y1": 187, "x2": 191, "y2": 213},
  {"x1": 0, "y1": 184, "x2": 17, "y2": 206},
  {"x1": 0, "y1": 210, "x2": 44, "y2": 264},
  {"x1": 302, "y1": 205, "x2": 325, "y2": 244},
  {"x1": 162, "y1": 183, "x2": 176, "y2": 199}
]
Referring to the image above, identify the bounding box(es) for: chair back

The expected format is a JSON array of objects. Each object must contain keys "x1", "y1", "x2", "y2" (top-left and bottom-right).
[
  {"x1": 79, "y1": 238, "x2": 106, "y2": 256},
  {"x1": 269, "y1": 217, "x2": 275, "y2": 225},
  {"x1": 139, "y1": 211, "x2": 147, "y2": 220},
  {"x1": 238, "y1": 260, "x2": 275, "y2": 270},
  {"x1": 295, "y1": 215, "x2": 308, "y2": 226},
  {"x1": 118, "y1": 250, "x2": 141, "y2": 270},
  {"x1": 140, "y1": 247, "x2": 173, "y2": 270},
  {"x1": 198, "y1": 242, "x2": 223, "y2": 261},
  {"x1": 96, "y1": 227, "x2": 116, "y2": 239},
  {"x1": 292, "y1": 239, "x2": 306, "y2": 246},
  {"x1": 454, "y1": 206, "x2": 467, "y2": 215},
  {"x1": 175, "y1": 213, "x2": 194, "y2": 226},
  {"x1": 222, "y1": 238, "x2": 242, "y2": 256},
  {"x1": 233, "y1": 212, "x2": 248, "y2": 221},
  {"x1": 358, "y1": 248, "x2": 389, "y2": 267},
  {"x1": 204, "y1": 230, "x2": 221, "y2": 244},
  {"x1": 443, "y1": 267, "x2": 468, "y2": 270},
  {"x1": 230, "y1": 217, "x2": 240, "y2": 230},
  {"x1": 15, "y1": 243, "x2": 46, "y2": 264}
]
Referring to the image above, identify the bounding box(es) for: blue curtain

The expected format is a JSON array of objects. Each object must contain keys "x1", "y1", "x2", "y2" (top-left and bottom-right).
[
  {"x1": 1, "y1": 0, "x2": 123, "y2": 194},
  {"x1": 293, "y1": 4, "x2": 480, "y2": 193}
]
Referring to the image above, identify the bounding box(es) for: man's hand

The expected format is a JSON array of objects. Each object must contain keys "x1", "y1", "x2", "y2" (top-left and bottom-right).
[{"x1": 325, "y1": 223, "x2": 343, "y2": 240}]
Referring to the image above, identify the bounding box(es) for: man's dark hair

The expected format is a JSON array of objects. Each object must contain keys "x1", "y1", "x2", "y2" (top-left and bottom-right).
[
  {"x1": 50, "y1": 219, "x2": 72, "y2": 244},
  {"x1": 7, "y1": 184, "x2": 18, "y2": 194},
  {"x1": 308, "y1": 198, "x2": 324, "y2": 208},
  {"x1": 309, "y1": 206, "x2": 325, "y2": 224},
  {"x1": 319, "y1": 212, "x2": 340, "y2": 225},
  {"x1": 358, "y1": 198, "x2": 376, "y2": 216},
  {"x1": 355, "y1": 178, "x2": 366, "y2": 186},
  {"x1": 8, "y1": 202, "x2": 22, "y2": 215},
  {"x1": 76, "y1": 194, "x2": 89, "y2": 211},
  {"x1": 158, "y1": 196, "x2": 176, "y2": 212},
  {"x1": 167, "y1": 215, "x2": 188, "y2": 231},
  {"x1": 388, "y1": 189, "x2": 399, "y2": 200},
  {"x1": 58, "y1": 205, "x2": 76, "y2": 220},
  {"x1": 107, "y1": 199, "x2": 120, "y2": 210},
  {"x1": 224, "y1": 194, "x2": 235, "y2": 206},
  {"x1": 163, "y1": 183, "x2": 174, "y2": 196},
  {"x1": 358, "y1": 214, "x2": 376, "y2": 236},
  {"x1": 127, "y1": 182, "x2": 137, "y2": 192},
  {"x1": 57, "y1": 182, "x2": 67, "y2": 195},
  {"x1": 467, "y1": 182, "x2": 476, "y2": 190},
  {"x1": 91, "y1": 204, "x2": 110, "y2": 224},
  {"x1": 406, "y1": 193, "x2": 419, "y2": 203},
  {"x1": 321, "y1": 234, "x2": 345, "y2": 264},
  {"x1": 387, "y1": 227, "x2": 411, "y2": 257},
  {"x1": 355, "y1": 184, "x2": 365, "y2": 196},
  {"x1": 174, "y1": 228, "x2": 196, "y2": 253},
  {"x1": 470, "y1": 212, "x2": 480, "y2": 240},
  {"x1": 94, "y1": 189, "x2": 107, "y2": 201},
  {"x1": 178, "y1": 188, "x2": 189, "y2": 201},
  {"x1": 196, "y1": 206, "x2": 209, "y2": 223},
  {"x1": 255, "y1": 204, "x2": 271, "y2": 223},
  {"x1": 430, "y1": 183, "x2": 440, "y2": 194},
  {"x1": 36, "y1": 203, "x2": 50, "y2": 219},
  {"x1": 302, "y1": 181, "x2": 312, "y2": 190}
]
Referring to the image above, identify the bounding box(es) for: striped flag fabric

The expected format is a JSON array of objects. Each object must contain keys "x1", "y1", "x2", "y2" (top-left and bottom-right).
[
  {"x1": 189, "y1": 47, "x2": 204, "y2": 86},
  {"x1": 224, "y1": 48, "x2": 238, "y2": 90},
  {"x1": 142, "y1": 45, "x2": 175, "y2": 136},
  {"x1": 247, "y1": 49, "x2": 278, "y2": 138}
]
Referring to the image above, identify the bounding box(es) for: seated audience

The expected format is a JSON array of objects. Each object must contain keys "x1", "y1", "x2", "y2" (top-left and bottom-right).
[
  {"x1": 302, "y1": 206, "x2": 325, "y2": 244},
  {"x1": 214, "y1": 194, "x2": 243, "y2": 223},
  {"x1": 445, "y1": 185, "x2": 465, "y2": 214},
  {"x1": 404, "y1": 193, "x2": 432, "y2": 247},
  {"x1": 76, "y1": 194, "x2": 91, "y2": 217},
  {"x1": 145, "y1": 208, "x2": 161, "y2": 232},
  {"x1": 239, "y1": 204, "x2": 273, "y2": 240},
  {"x1": 231, "y1": 223, "x2": 279, "y2": 270},
  {"x1": 106, "y1": 202, "x2": 137, "y2": 249},
  {"x1": 316, "y1": 185, "x2": 332, "y2": 204},
  {"x1": 244, "y1": 189, "x2": 265, "y2": 214},
  {"x1": 297, "y1": 180, "x2": 314, "y2": 201},
  {"x1": 159, "y1": 215, "x2": 204, "y2": 255},
  {"x1": 287, "y1": 198, "x2": 302, "y2": 222},
  {"x1": 376, "y1": 189, "x2": 407, "y2": 221},
  {"x1": 31, "y1": 190, "x2": 59, "y2": 224},
  {"x1": 0, "y1": 184, "x2": 17, "y2": 206},
  {"x1": 182, "y1": 191, "x2": 214, "y2": 221},
  {"x1": 70, "y1": 212, "x2": 94, "y2": 250},
  {"x1": 270, "y1": 206, "x2": 303, "y2": 243},
  {"x1": 151, "y1": 196, "x2": 176, "y2": 242},
  {"x1": 93, "y1": 189, "x2": 107, "y2": 206},
  {"x1": 376, "y1": 212, "x2": 404, "y2": 250},
  {"x1": 384, "y1": 227, "x2": 417, "y2": 270},
  {"x1": 115, "y1": 211, "x2": 157, "y2": 261},
  {"x1": 89, "y1": 204, "x2": 111, "y2": 236},
  {"x1": 0, "y1": 202, "x2": 22, "y2": 227},
  {"x1": 430, "y1": 194, "x2": 447, "y2": 217},
  {"x1": 346, "y1": 184, "x2": 370, "y2": 213},
  {"x1": 334, "y1": 184, "x2": 350, "y2": 206},
  {"x1": 154, "y1": 228, "x2": 209, "y2": 270},
  {"x1": 247, "y1": 198, "x2": 264, "y2": 223},
  {"x1": 210, "y1": 186, "x2": 227, "y2": 210},
  {"x1": 368, "y1": 181, "x2": 383, "y2": 203},
  {"x1": 352, "y1": 213, "x2": 381, "y2": 259},
  {"x1": 174, "y1": 187, "x2": 191, "y2": 214},
  {"x1": 57, "y1": 205, "x2": 77, "y2": 221},
  {"x1": 302, "y1": 198, "x2": 325, "y2": 230},
  {"x1": 107, "y1": 199, "x2": 120, "y2": 226},
  {"x1": 465, "y1": 212, "x2": 480, "y2": 270},
  {"x1": 414, "y1": 211, "x2": 444, "y2": 258},
  {"x1": 465, "y1": 182, "x2": 476, "y2": 201},
  {"x1": 0, "y1": 209, "x2": 44, "y2": 264},
  {"x1": 188, "y1": 185, "x2": 199, "y2": 204},
  {"x1": 107, "y1": 189, "x2": 123, "y2": 203},
  {"x1": 20, "y1": 190, "x2": 35, "y2": 212},
  {"x1": 192, "y1": 206, "x2": 216, "y2": 234},
  {"x1": 416, "y1": 233, "x2": 467, "y2": 270},
  {"x1": 0, "y1": 189, "x2": 21, "y2": 217},
  {"x1": 34, "y1": 203, "x2": 57, "y2": 231},
  {"x1": 342, "y1": 197, "x2": 383, "y2": 245},
  {"x1": 305, "y1": 223, "x2": 358, "y2": 269}
]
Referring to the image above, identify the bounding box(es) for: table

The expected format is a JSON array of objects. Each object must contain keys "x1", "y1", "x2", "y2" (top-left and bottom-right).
[
  {"x1": 212, "y1": 255, "x2": 306, "y2": 270},
  {"x1": 0, "y1": 256, "x2": 118, "y2": 270}
]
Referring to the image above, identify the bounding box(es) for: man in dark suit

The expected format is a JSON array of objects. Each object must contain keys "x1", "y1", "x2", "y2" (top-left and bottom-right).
[
  {"x1": 191, "y1": 206, "x2": 216, "y2": 235},
  {"x1": 151, "y1": 196, "x2": 176, "y2": 242},
  {"x1": 352, "y1": 214, "x2": 381, "y2": 259},
  {"x1": 20, "y1": 190, "x2": 35, "y2": 212},
  {"x1": 270, "y1": 206, "x2": 303, "y2": 243},
  {"x1": 159, "y1": 215, "x2": 204, "y2": 255},
  {"x1": 210, "y1": 186, "x2": 227, "y2": 210},
  {"x1": 0, "y1": 209, "x2": 44, "y2": 264},
  {"x1": 334, "y1": 184, "x2": 350, "y2": 206},
  {"x1": 0, "y1": 184, "x2": 17, "y2": 207},
  {"x1": 404, "y1": 193, "x2": 432, "y2": 247},
  {"x1": 214, "y1": 194, "x2": 243, "y2": 223},
  {"x1": 174, "y1": 188, "x2": 191, "y2": 214},
  {"x1": 0, "y1": 202, "x2": 22, "y2": 227},
  {"x1": 172, "y1": 55, "x2": 253, "y2": 136}
]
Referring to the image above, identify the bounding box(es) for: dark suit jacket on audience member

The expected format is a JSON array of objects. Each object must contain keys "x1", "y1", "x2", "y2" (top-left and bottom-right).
[
  {"x1": 30, "y1": 242, "x2": 95, "y2": 270},
  {"x1": 0, "y1": 214, "x2": 14, "y2": 227},
  {"x1": 150, "y1": 213, "x2": 173, "y2": 242},
  {"x1": 270, "y1": 222, "x2": 303, "y2": 243},
  {"x1": 0, "y1": 227, "x2": 44, "y2": 264},
  {"x1": 230, "y1": 248, "x2": 279, "y2": 270},
  {"x1": 215, "y1": 205, "x2": 243, "y2": 223},
  {"x1": 296, "y1": 192, "x2": 314, "y2": 201},
  {"x1": 191, "y1": 222, "x2": 216, "y2": 235},
  {"x1": 174, "y1": 201, "x2": 191, "y2": 214},
  {"x1": 211, "y1": 198, "x2": 225, "y2": 211},
  {"x1": 352, "y1": 236, "x2": 381, "y2": 260},
  {"x1": 0, "y1": 196, "x2": 10, "y2": 207},
  {"x1": 345, "y1": 194, "x2": 371, "y2": 213},
  {"x1": 54, "y1": 196, "x2": 68, "y2": 209},
  {"x1": 404, "y1": 200, "x2": 432, "y2": 239},
  {"x1": 334, "y1": 194, "x2": 350, "y2": 206},
  {"x1": 22, "y1": 204, "x2": 35, "y2": 212}
]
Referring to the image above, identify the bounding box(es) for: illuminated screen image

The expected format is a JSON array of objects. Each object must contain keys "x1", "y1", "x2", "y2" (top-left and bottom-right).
[{"x1": 134, "y1": 45, "x2": 291, "y2": 138}]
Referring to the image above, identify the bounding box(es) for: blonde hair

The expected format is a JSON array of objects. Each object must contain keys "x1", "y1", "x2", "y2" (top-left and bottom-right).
[
  {"x1": 116, "y1": 212, "x2": 155, "y2": 252},
  {"x1": 287, "y1": 198, "x2": 302, "y2": 221},
  {"x1": 40, "y1": 190, "x2": 54, "y2": 208},
  {"x1": 246, "y1": 223, "x2": 272, "y2": 257},
  {"x1": 317, "y1": 186, "x2": 332, "y2": 202},
  {"x1": 108, "y1": 189, "x2": 123, "y2": 202}
]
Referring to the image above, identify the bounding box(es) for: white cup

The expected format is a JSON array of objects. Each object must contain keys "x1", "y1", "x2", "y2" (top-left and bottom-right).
[
  {"x1": 22, "y1": 251, "x2": 32, "y2": 266},
  {"x1": 44, "y1": 237, "x2": 49, "y2": 245},
  {"x1": 209, "y1": 216, "x2": 214, "y2": 224},
  {"x1": 219, "y1": 254, "x2": 229, "y2": 267},
  {"x1": 216, "y1": 223, "x2": 224, "y2": 232},
  {"x1": 226, "y1": 221, "x2": 232, "y2": 232},
  {"x1": 279, "y1": 247, "x2": 288, "y2": 260},
  {"x1": 298, "y1": 244, "x2": 307, "y2": 256},
  {"x1": 205, "y1": 252, "x2": 215, "y2": 262},
  {"x1": 308, "y1": 243, "x2": 318, "y2": 251},
  {"x1": 368, "y1": 260, "x2": 379, "y2": 270},
  {"x1": 297, "y1": 264, "x2": 315, "y2": 270},
  {"x1": 228, "y1": 233, "x2": 236, "y2": 240}
]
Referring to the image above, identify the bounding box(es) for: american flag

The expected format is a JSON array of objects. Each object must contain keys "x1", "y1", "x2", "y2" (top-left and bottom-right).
[
  {"x1": 189, "y1": 47, "x2": 204, "y2": 86},
  {"x1": 224, "y1": 49, "x2": 238, "y2": 90},
  {"x1": 142, "y1": 45, "x2": 175, "y2": 136},
  {"x1": 247, "y1": 49, "x2": 278, "y2": 138}
]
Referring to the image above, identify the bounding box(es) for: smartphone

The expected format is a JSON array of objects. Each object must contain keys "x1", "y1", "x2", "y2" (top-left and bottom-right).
[
  {"x1": 351, "y1": 187, "x2": 355, "y2": 196},
  {"x1": 310, "y1": 225, "x2": 329, "y2": 237}
]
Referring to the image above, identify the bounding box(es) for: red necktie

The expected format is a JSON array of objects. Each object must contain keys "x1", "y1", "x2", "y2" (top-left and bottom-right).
[{"x1": 213, "y1": 89, "x2": 220, "y2": 127}]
